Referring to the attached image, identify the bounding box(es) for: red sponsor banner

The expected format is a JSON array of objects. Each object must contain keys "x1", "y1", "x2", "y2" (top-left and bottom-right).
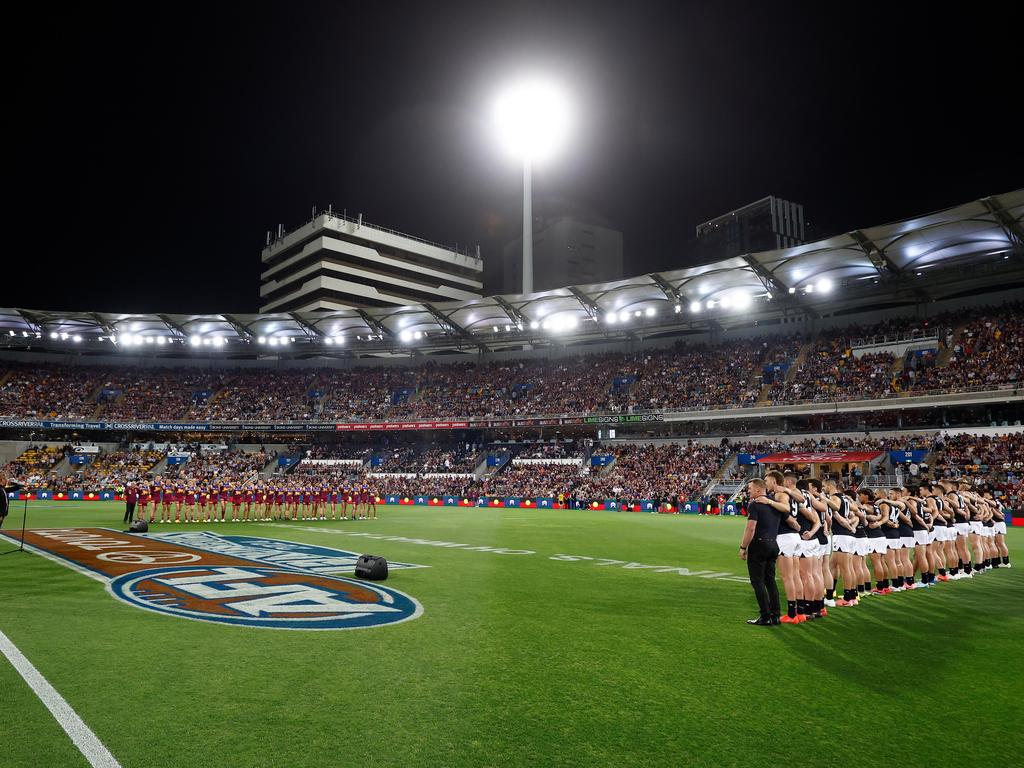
[
  {"x1": 521, "y1": 499, "x2": 535, "y2": 508},
  {"x1": 756, "y1": 451, "x2": 884, "y2": 464},
  {"x1": 336, "y1": 420, "x2": 473, "y2": 432},
  {"x1": 458, "y1": 498, "x2": 474, "y2": 507},
  {"x1": 488, "y1": 499, "x2": 505, "y2": 507},
  {"x1": 427, "y1": 497, "x2": 443, "y2": 506},
  {"x1": 398, "y1": 497, "x2": 414, "y2": 506}
]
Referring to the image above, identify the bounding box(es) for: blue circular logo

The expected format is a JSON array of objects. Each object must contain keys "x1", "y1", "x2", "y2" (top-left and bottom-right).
[{"x1": 108, "y1": 565, "x2": 423, "y2": 630}]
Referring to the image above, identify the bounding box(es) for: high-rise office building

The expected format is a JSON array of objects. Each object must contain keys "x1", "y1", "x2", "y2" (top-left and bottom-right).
[
  {"x1": 260, "y1": 212, "x2": 482, "y2": 312},
  {"x1": 695, "y1": 196, "x2": 806, "y2": 258}
]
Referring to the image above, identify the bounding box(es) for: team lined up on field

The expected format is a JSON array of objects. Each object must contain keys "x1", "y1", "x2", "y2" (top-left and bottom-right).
[
  {"x1": 128, "y1": 482, "x2": 380, "y2": 523},
  {"x1": 743, "y1": 471, "x2": 1010, "y2": 625}
]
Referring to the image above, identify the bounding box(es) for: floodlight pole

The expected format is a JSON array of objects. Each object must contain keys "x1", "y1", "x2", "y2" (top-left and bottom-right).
[{"x1": 522, "y1": 159, "x2": 533, "y2": 295}]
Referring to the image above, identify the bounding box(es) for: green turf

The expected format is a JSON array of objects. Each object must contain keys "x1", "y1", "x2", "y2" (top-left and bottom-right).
[{"x1": 1, "y1": 502, "x2": 1021, "y2": 767}]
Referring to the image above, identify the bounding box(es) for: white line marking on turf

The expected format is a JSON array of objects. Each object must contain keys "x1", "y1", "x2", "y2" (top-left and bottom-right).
[{"x1": 0, "y1": 628, "x2": 122, "y2": 768}]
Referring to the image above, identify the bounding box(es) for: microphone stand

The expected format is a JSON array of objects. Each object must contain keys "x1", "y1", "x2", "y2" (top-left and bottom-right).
[{"x1": 1, "y1": 493, "x2": 29, "y2": 555}]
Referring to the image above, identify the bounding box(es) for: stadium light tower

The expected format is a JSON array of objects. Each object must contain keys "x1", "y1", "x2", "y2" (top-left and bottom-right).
[{"x1": 493, "y1": 77, "x2": 571, "y2": 295}]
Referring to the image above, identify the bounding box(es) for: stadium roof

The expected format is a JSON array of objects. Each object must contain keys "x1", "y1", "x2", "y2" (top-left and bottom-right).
[{"x1": 2, "y1": 189, "x2": 1021, "y2": 358}]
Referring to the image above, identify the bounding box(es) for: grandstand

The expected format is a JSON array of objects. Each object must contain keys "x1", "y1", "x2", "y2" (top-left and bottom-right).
[{"x1": 0, "y1": 190, "x2": 1020, "y2": 506}]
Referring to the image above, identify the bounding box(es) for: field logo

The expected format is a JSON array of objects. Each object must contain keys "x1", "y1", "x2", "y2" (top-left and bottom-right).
[{"x1": 2, "y1": 528, "x2": 424, "y2": 631}]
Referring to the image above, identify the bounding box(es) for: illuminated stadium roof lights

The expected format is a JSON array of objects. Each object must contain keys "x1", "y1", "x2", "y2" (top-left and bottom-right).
[{"x1": 0, "y1": 190, "x2": 1020, "y2": 358}]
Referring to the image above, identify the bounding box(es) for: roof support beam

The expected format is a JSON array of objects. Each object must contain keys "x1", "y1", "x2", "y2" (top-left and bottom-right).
[
  {"x1": 287, "y1": 312, "x2": 320, "y2": 341},
  {"x1": 567, "y1": 286, "x2": 601, "y2": 319},
  {"x1": 649, "y1": 273, "x2": 682, "y2": 306},
  {"x1": 740, "y1": 254, "x2": 818, "y2": 319},
  {"x1": 850, "y1": 230, "x2": 901, "y2": 275},
  {"x1": 88, "y1": 312, "x2": 115, "y2": 336},
  {"x1": 16, "y1": 309, "x2": 44, "y2": 334},
  {"x1": 354, "y1": 309, "x2": 390, "y2": 339},
  {"x1": 494, "y1": 296, "x2": 526, "y2": 328},
  {"x1": 157, "y1": 314, "x2": 189, "y2": 341},
  {"x1": 422, "y1": 303, "x2": 488, "y2": 352},
  {"x1": 979, "y1": 196, "x2": 1024, "y2": 247}
]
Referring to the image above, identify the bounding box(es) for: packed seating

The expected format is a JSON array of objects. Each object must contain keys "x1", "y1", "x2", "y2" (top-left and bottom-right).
[
  {"x1": 0, "y1": 303, "x2": 1019, "y2": 423},
  {"x1": 930, "y1": 432, "x2": 1024, "y2": 479},
  {"x1": 0, "y1": 444, "x2": 69, "y2": 488},
  {"x1": 164, "y1": 450, "x2": 269, "y2": 483},
  {"x1": 913, "y1": 306, "x2": 1024, "y2": 392}
]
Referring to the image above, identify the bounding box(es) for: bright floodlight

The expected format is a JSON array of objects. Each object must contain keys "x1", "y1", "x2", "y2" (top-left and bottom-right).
[
  {"x1": 189, "y1": 336, "x2": 201, "y2": 347},
  {"x1": 816, "y1": 277, "x2": 833, "y2": 293},
  {"x1": 733, "y1": 291, "x2": 752, "y2": 310},
  {"x1": 399, "y1": 330, "x2": 412, "y2": 343},
  {"x1": 689, "y1": 301, "x2": 702, "y2": 313},
  {"x1": 493, "y1": 78, "x2": 571, "y2": 163},
  {"x1": 645, "y1": 307, "x2": 656, "y2": 317}
]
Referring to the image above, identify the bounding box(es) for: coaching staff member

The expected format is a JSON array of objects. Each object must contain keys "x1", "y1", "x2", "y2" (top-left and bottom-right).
[
  {"x1": 123, "y1": 483, "x2": 138, "y2": 524},
  {"x1": 738, "y1": 477, "x2": 790, "y2": 626}
]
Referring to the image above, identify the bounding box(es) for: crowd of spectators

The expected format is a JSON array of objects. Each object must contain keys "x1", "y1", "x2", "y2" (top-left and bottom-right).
[
  {"x1": 164, "y1": 450, "x2": 269, "y2": 484},
  {"x1": 913, "y1": 305, "x2": 1024, "y2": 392},
  {"x1": 1, "y1": 302, "x2": 1019, "y2": 422},
  {"x1": 0, "y1": 364, "x2": 107, "y2": 419},
  {"x1": 100, "y1": 370, "x2": 227, "y2": 420},
  {"x1": 930, "y1": 432, "x2": 1024, "y2": 479},
  {"x1": 0, "y1": 444, "x2": 70, "y2": 487}
]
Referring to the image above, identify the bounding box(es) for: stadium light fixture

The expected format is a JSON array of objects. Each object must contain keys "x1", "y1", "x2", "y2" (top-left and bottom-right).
[
  {"x1": 189, "y1": 336, "x2": 201, "y2": 347},
  {"x1": 110, "y1": 334, "x2": 118, "y2": 344},
  {"x1": 645, "y1": 307, "x2": 656, "y2": 317},
  {"x1": 268, "y1": 338, "x2": 279, "y2": 347},
  {"x1": 689, "y1": 301, "x2": 701, "y2": 313},
  {"x1": 788, "y1": 287, "x2": 796, "y2": 294},
  {"x1": 605, "y1": 312, "x2": 617, "y2": 324},
  {"x1": 529, "y1": 320, "x2": 539, "y2": 330},
  {"x1": 674, "y1": 304, "x2": 681, "y2": 313},
  {"x1": 144, "y1": 336, "x2": 154, "y2": 344},
  {"x1": 720, "y1": 296, "x2": 733, "y2": 310},
  {"x1": 60, "y1": 332, "x2": 68, "y2": 340},
  {"x1": 414, "y1": 331, "x2": 424, "y2": 340},
  {"x1": 324, "y1": 337, "x2": 333, "y2": 346},
  {"x1": 156, "y1": 336, "x2": 166, "y2": 345},
  {"x1": 257, "y1": 336, "x2": 266, "y2": 345},
  {"x1": 72, "y1": 335, "x2": 82, "y2": 343},
  {"x1": 212, "y1": 337, "x2": 225, "y2": 347},
  {"x1": 816, "y1": 278, "x2": 833, "y2": 293},
  {"x1": 706, "y1": 300, "x2": 716, "y2": 310},
  {"x1": 50, "y1": 331, "x2": 59, "y2": 340},
  {"x1": 805, "y1": 284, "x2": 815, "y2": 294},
  {"x1": 400, "y1": 330, "x2": 413, "y2": 343},
  {"x1": 733, "y1": 291, "x2": 752, "y2": 310},
  {"x1": 493, "y1": 76, "x2": 571, "y2": 296}
]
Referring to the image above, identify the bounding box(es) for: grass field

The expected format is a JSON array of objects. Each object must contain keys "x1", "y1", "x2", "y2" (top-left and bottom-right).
[{"x1": 1, "y1": 502, "x2": 1021, "y2": 768}]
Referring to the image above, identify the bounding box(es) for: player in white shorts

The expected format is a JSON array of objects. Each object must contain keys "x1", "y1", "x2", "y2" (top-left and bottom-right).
[
  {"x1": 988, "y1": 493, "x2": 1010, "y2": 568},
  {"x1": 762, "y1": 471, "x2": 806, "y2": 623}
]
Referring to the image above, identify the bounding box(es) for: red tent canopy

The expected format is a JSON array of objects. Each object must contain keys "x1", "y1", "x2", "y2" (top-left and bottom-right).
[{"x1": 756, "y1": 451, "x2": 883, "y2": 464}]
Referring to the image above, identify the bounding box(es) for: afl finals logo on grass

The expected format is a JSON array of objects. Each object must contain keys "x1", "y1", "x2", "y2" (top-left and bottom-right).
[{"x1": 2, "y1": 528, "x2": 423, "y2": 630}]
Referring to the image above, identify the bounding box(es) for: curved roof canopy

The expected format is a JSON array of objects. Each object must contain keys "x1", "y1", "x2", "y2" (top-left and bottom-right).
[{"x1": 1, "y1": 189, "x2": 1021, "y2": 357}]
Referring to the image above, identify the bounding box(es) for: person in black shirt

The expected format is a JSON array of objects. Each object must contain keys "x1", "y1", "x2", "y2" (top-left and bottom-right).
[
  {"x1": 0, "y1": 473, "x2": 11, "y2": 529},
  {"x1": 739, "y1": 477, "x2": 793, "y2": 626}
]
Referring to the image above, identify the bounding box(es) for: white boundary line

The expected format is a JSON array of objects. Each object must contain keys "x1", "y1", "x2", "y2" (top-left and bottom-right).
[{"x1": 0, "y1": 628, "x2": 122, "y2": 768}]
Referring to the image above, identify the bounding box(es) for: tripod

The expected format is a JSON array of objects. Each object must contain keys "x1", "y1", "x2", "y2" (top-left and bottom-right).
[{"x1": 0, "y1": 494, "x2": 29, "y2": 555}]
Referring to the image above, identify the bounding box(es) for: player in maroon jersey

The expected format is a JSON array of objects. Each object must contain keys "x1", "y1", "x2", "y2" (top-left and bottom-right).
[
  {"x1": 366, "y1": 486, "x2": 377, "y2": 519},
  {"x1": 197, "y1": 485, "x2": 209, "y2": 523}
]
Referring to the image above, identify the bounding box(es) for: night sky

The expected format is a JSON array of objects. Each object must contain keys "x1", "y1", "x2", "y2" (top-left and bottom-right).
[{"x1": 10, "y1": 1, "x2": 1021, "y2": 314}]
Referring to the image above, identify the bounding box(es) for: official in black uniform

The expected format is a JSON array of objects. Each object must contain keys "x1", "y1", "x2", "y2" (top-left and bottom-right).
[{"x1": 739, "y1": 478, "x2": 786, "y2": 626}]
